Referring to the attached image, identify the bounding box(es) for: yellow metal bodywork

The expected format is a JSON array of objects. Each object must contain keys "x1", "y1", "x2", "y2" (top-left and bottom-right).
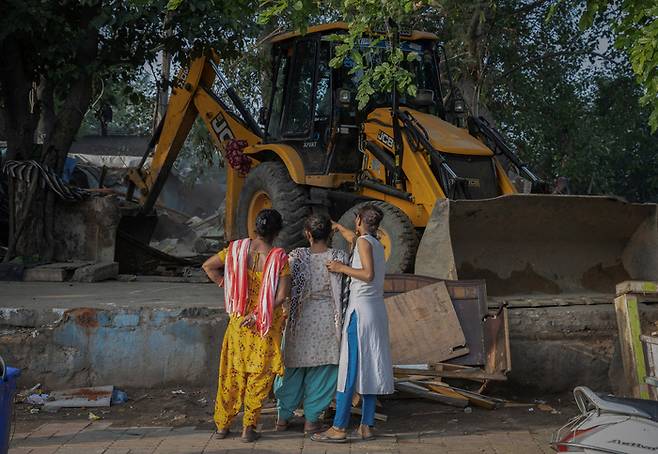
[
  {"x1": 128, "y1": 49, "x2": 516, "y2": 241},
  {"x1": 127, "y1": 51, "x2": 262, "y2": 240},
  {"x1": 359, "y1": 108, "x2": 517, "y2": 227},
  {"x1": 243, "y1": 143, "x2": 305, "y2": 183}
]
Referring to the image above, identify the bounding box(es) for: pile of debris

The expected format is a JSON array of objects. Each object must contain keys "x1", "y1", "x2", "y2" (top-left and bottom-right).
[
  {"x1": 383, "y1": 275, "x2": 511, "y2": 410},
  {"x1": 149, "y1": 207, "x2": 225, "y2": 258}
]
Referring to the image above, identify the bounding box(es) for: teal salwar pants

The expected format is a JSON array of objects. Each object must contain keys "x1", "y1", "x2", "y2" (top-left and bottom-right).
[{"x1": 274, "y1": 364, "x2": 338, "y2": 423}]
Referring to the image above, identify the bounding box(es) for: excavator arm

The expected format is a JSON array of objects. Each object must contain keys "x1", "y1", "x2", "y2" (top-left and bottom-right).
[{"x1": 126, "y1": 50, "x2": 262, "y2": 239}]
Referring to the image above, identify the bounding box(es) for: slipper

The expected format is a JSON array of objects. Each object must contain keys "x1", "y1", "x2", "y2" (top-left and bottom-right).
[
  {"x1": 354, "y1": 425, "x2": 375, "y2": 441},
  {"x1": 214, "y1": 429, "x2": 230, "y2": 439},
  {"x1": 311, "y1": 431, "x2": 347, "y2": 443},
  {"x1": 275, "y1": 419, "x2": 289, "y2": 432},
  {"x1": 303, "y1": 422, "x2": 325, "y2": 434},
  {"x1": 241, "y1": 429, "x2": 261, "y2": 443}
]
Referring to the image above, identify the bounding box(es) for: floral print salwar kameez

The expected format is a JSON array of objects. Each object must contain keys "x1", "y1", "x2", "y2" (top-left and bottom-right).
[
  {"x1": 213, "y1": 245, "x2": 289, "y2": 430},
  {"x1": 274, "y1": 247, "x2": 347, "y2": 424}
]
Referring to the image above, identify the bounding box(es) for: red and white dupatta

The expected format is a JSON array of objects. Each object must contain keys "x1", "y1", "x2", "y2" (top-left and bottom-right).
[
  {"x1": 224, "y1": 238, "x2": 288, "y2": 336},
  {"x1": 224, "y1": 239, "x2": 251, "y2": 317}
]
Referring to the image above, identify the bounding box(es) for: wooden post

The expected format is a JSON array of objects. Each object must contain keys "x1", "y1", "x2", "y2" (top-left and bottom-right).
[
  {"x1": 615, "y1": 293, "x2": 649, "y2": 398},
  {"x1": 614, "y1": 280, "x2": 658, "y2": 399}
]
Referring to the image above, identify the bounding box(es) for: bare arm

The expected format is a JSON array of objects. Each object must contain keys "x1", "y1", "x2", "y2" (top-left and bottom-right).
[
  {"x1": 274, "y1": 274, "x2": 291, "y2": 308},
  {"x1": 326, "y1": 237, "x2": 375, "y2": 283},
  {"x1": 202, "y1": 254, "x2": 225, "y2": 287},
  {"x1": 332, "y1": 221, "x2": 357, "y2": 246},
  {"x1": 241, "y1": 273, "x2": 291, "y2": 328}
]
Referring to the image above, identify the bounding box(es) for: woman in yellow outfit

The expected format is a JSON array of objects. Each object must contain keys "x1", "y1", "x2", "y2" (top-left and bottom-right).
[{"x1": 202, "y1": 209, "x2": 291, "y2": 443}]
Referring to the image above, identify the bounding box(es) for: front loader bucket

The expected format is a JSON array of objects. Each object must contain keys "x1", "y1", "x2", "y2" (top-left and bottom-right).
[{"x1": 415, "y1": 195, "x2": 658, "y2": 296}]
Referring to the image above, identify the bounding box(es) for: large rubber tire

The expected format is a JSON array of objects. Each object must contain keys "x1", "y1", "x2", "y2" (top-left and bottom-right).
[
  {"x1": 235, "y1": 161, "x2": 310, "y2": 250},
  {"x1": 333, "y1": 201, "x2": 419, "y2": 273}
]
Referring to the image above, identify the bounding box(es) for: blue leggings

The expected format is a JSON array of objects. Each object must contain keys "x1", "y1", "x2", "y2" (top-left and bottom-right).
[{"x1": 333, "y1": 313, "x2": 376, "y2": 428}]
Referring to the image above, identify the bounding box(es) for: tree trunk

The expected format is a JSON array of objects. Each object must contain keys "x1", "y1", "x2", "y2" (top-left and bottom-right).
[
  {"x1": 0, "y1": 39, "x2": 39, "y2": 161},
  {"x1": 156, "y1": 49, "x2": 171, "y2": 127},
  {"x1": 155, "y1": 11, "x2": 173, "y2": 130},
  {"x1": 36, "y1": 77, "x2": 56, "y2": 146},
  {"x1": 2, "y1": 4, "x2": 99, "y2": 263},
  {"x1": 458, "y1": 77, "x2": 496, "y2": 125}
]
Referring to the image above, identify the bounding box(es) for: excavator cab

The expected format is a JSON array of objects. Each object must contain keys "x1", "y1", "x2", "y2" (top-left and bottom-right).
[{"x1": 262, "y1": 29, "x2": 454, "y2": 177}]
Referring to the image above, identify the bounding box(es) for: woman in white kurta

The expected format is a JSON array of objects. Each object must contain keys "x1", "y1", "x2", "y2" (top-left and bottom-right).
[{"x1": 312, "y1": 204, "x2": 394, "y2": 443}]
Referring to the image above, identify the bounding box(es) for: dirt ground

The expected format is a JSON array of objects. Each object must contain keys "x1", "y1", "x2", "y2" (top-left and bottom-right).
[{"x1": 13, "y1": 386, "x2": 576, "y2": 437}]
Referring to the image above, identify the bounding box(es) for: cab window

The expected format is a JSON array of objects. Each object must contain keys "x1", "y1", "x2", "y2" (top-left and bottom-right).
[
  {"x1": 267, "y1": 47, "x2": 291, "y2": 138},
  {"x1": 282, "y1": 40, "x2": 317, "y2": 137}
]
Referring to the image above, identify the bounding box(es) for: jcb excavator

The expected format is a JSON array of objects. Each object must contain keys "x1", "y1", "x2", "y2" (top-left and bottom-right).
[{"x1": 126, "y1": 22, "x2": 657, "y2": 296}]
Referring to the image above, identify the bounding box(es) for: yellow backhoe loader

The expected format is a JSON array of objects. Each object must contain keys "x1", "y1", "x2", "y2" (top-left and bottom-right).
[{"x1": 126, "y1": 22, "x2": 657, "y2": 296}]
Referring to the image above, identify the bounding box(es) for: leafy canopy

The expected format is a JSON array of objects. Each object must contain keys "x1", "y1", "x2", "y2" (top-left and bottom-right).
[{"x1": 575, "y1": 0, "x2": 658, "y2": 131}]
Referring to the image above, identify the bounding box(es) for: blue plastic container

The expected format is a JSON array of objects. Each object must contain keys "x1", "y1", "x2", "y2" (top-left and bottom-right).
[{"x1": 0, "y1": 359, "x2": 21, "y2": 454}]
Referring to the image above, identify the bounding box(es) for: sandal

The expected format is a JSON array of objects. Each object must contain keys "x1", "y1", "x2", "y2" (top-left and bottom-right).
[
  {"x1": 275, "y1": 418, "x2": 289, "y2": 432},
  {"x1": 355, "y1": 424, "x2": 375, "y2": 441},
  {"x1": 311, "y1": 427, "x2": 347, "y2": 443},
  {"x1": 241, "y1": 426, "x2": 261, "y2": 443},
  {"x1": 303, "y1": 421, "x2": 324, "y2": 434},
  {"x1": 214, "y1": 428, "x2": 230, "y2": 439}
]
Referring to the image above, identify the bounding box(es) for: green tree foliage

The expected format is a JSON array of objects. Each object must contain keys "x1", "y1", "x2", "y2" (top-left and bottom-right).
[
  {"x1": 0, "y1": 0, "x2": 260, "y2": 260},
  {"x1": 578, "y1": 0, "x2": 658, "y2": 132}
]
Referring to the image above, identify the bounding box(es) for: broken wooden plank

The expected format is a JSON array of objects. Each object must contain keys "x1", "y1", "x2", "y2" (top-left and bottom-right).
[
  {"x1": 411, "y1": 381, "x2": 469, "y2": 405},
  {"x1": 616, "y1": 281, "x2": 658, "y2": 297},
  {"x1": 395, "y1": 381, "x2": 468, "y2": 408},
  {"x1": 394, "y1": 367, "x2": 442, "y2": 378},
  {"x1": 425, "y1": 382, "x2": 501, "y2": 410},
  {"x1": 386, "y1": 281, "x2": 468, "y2": 364}
]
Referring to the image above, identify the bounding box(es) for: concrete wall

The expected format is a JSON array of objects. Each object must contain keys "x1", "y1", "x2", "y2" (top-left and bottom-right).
[
  {"x1": 0, "y1": 306, "x2": 227, "y2": 389},
  {"x1": 3, "y1": 302, "x2": 658, "y2": 392}
]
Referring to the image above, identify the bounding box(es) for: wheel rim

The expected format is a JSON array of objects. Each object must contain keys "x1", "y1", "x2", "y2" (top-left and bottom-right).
[
  {"x1": 247, "y1": 190, "x2": 272, "y2": 238},
  {"x1": 377, "y1": 228, "x2": 392, "y2": 261}
]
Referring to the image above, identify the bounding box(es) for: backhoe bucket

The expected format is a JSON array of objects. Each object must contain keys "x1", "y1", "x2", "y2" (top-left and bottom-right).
[{"x1": 415, "y1": 195, "x2": 658, "y2": 296}]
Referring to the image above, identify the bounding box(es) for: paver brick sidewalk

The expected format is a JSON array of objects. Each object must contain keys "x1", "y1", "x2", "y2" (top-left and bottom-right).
[{"x1": 10, "y1": 421, "x2": 556, "y2": 453}]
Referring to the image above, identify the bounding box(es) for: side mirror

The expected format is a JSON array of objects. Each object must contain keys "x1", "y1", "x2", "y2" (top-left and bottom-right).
[{"x1": 258, "y1": 107, "x2": 268, "y2": 126}]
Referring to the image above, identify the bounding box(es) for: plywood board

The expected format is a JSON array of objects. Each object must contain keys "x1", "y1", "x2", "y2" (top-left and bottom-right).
[
  {"x1": 386, "y1": 281, "x2": 467, "y2": 365},
  {"x1": 445, "y1": 280, "x2": 487, "y2": 366}
]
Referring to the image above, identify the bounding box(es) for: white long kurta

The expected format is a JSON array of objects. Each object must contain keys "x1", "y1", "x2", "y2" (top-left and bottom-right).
[{"x1": 336, "y1": 234, "x2": 395, "y2": 395}]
